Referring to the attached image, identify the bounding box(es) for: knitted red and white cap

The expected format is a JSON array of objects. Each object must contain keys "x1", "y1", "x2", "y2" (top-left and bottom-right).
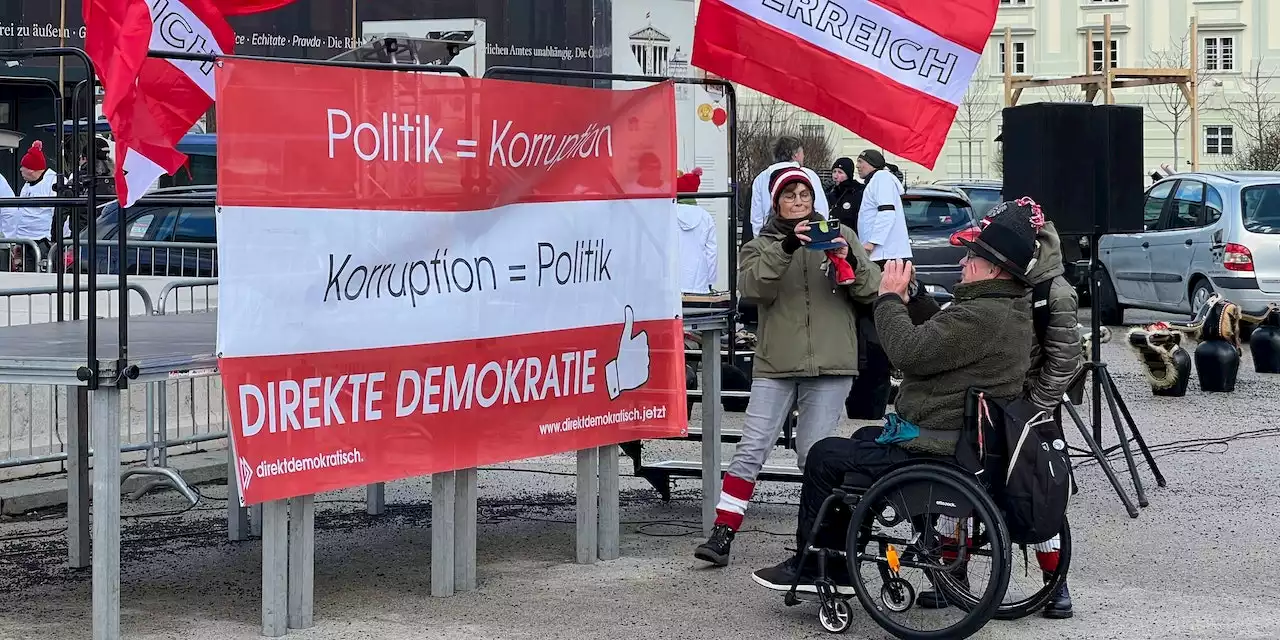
[{"x1": 768, "y1": 167, "x2": 812, "y2": 207}]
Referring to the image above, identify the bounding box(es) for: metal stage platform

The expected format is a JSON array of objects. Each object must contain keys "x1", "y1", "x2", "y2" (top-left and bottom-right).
[{"x1": 0, "y1": 313, "x2": 218, "y2": 383}]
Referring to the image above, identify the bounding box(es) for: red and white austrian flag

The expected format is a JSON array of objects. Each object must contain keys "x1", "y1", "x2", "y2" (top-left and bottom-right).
[
  {"x1": 693, "y1": 0, "x2": 999, "y2": 169},
  {"x1": 215, "y1": 59, "x2": 687, "y2": 505},
  {"x1": 84, "y1": 0, "x2": 237, "y2": 207},
  {"x1": 84, "y1": 0, "x2": 298, "y2": 207}
]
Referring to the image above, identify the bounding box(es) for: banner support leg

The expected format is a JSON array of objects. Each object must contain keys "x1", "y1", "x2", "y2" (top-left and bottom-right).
[
  {"x1": 366, "y1": 483, "x2": 385, "y2": 515},
  {"x1": 431, "y1": 471, "x2": 457, "y2": 597},
  {"x1": 453, "y1": 468, "x2": 477, "y2": 592},
  {"x1": 261, "y1": 499, "x2": 289, "y2": 637},
  {"x1": 598, "y1": 445, "x2": 620, "y2": 561},
  {"x1": 250, "y1": 503, "x2": 264, "y2": 538},
  {"x1": 576, "y1": 448, "x2": 600, "y2": 564},
  {"x1": 287, "y1": 495, "x2": 315, "y2": 630}
]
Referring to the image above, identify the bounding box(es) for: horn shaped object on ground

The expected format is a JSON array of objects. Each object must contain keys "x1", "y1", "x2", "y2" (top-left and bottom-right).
[
  {"x1": 1126, "y1": 295, "x2": 1257, "y2": 394},
  {"x1": 1126, "y1": 325, "x2": 1190, "y2": 396}
]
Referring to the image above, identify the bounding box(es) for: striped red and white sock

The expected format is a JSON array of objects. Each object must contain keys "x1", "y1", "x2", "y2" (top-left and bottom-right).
[
  {"x1": 1034, "y1": 536, "x2": 1062, "y2": 572},
  {"x1": 713, "y1": 474, "x2": 755, "y2": 531}
]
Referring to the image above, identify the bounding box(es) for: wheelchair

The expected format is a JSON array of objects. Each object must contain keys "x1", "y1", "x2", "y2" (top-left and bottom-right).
[{"x1": 775, "y1": 389, "x2": 1073, "y2": 639}]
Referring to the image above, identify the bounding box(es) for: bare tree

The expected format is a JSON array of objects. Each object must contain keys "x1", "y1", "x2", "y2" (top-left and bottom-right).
[
  {"x1": 953, "y1": 80, "x2": 999, "y2": 179},
  {"x1": 1144, "y1": 33, "x2": 1212, "y2": 168},
  {"x1": 1044, "y1": 83, "x2": 1090, "y2": 103},
  {"x1": 1225, "y1": 63, "x2": 1280, "y2": 170},
  {"x1": 735, "y1": 96, "x2": 838, "y2": 229},
  {"x1": 991, "y1": 142, "x2": 1003, "y2": 178}
]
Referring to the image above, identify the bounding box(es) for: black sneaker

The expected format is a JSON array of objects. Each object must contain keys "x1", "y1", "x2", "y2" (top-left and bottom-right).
[
  {"x1": 752, "y1": 556, "x2": 855, "y2": 595},
  {"x1": 1042, "y1": 579, "x2": 1073, "y2": 619},
  {"x1": 694, "y1": 524, "x2": 734, "y2": 566}
]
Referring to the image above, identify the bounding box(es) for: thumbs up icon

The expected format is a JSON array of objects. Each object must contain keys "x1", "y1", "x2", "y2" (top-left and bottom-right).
[{"x1": 605, "y1": 305, "x2": 651, "y2": 400}]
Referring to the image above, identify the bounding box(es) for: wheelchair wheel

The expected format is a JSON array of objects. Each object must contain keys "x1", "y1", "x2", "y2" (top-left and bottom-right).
[
  {"x1": 818, "y1": 598, "x2": 854, "y2": 633},
  {"x1": 935, "y1": 518, "x2": 1072, "y2": 620},
  {"x1": 845, "y1": 465, "x2": 1010, "y2": 640}
]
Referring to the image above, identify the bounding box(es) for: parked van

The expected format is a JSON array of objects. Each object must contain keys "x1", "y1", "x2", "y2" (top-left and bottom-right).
[{"x1": 1096, "y1": 171, "x2": 1280, "y2": 324}]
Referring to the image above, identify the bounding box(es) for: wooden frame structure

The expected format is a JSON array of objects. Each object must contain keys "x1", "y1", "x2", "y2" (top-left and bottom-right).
[{"x1": 1001, "y1": 15, "x2": 1201, "y2": 170}]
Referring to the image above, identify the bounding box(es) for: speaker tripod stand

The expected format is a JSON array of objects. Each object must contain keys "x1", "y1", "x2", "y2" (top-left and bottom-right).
[
  {"x1": 1060, "y1": 361, "x2": 1166, "y2": 518},
  {"x1": 1058, "y1": 237, "x2": 1166, "y2": 518}
]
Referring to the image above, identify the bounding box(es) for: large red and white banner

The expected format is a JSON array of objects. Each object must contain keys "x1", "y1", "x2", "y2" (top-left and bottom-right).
[
  {"x1": 692, "y1": 0, "x2": 999, "y2": 169},
  {"x1": 216, "y1": 59, "x2": 687, "y2": 505}
]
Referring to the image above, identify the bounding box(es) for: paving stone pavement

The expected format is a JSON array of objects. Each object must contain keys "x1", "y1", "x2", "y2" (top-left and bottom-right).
[{"x1": 1, "y1": 309, "x2": 1278, "y2": 639}]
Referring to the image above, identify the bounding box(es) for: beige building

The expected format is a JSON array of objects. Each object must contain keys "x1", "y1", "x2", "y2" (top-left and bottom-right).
[{"x1": 821, "y1": 0, "x2": 1279, "y2": 184}]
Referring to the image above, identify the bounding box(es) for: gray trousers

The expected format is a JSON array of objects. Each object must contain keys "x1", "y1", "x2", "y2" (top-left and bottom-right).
[{"x1": 725, "y1": 376, "x2": 854, "y2": 482}]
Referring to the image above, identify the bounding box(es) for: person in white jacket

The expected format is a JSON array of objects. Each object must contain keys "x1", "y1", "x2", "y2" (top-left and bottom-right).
[
  {"x1": 4, "y1": 141, "x2": 58, "y2": 271},
  {"x1": 854, "y1": 149, "x2": 912, "y2": 264},
  {"x1": 749, "y1": 136, "x2": 828, "y2": 240},
  {"x1": 676, "y1": 167, "x2": 717, "y2": 293}
]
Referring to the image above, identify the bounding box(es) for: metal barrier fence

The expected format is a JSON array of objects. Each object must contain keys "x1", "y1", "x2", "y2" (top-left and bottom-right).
[
  {"x1": 58, "y1": 239, "x2": 219, "y2": 278},
  {"x1": 0, "y1": 238, "x2": 49, "y2": 273},
  {"x1": 0, "y1": 277, "x2": 224, "y2": 479},
  {"x1": 151, "y1": 279, "x2": 225, "y2": 470},
  {"x1": 0, "y1": 239, "x2": 219, "y2": 276}
]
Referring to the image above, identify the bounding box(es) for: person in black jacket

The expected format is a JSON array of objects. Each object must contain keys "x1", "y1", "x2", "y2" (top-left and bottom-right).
[{"x1": 826, "y1": 157, "x2": 864, "y2": 228}]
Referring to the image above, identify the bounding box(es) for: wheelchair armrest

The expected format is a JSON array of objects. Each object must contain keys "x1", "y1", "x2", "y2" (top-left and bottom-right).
[{"x1": 840, "y1": 472, "x2": 872, "y2": 491}]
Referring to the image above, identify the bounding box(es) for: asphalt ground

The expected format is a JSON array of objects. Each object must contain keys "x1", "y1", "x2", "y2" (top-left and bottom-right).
[{"x1": 1, "y1": 308, "x2": 1278, "y2": 639}]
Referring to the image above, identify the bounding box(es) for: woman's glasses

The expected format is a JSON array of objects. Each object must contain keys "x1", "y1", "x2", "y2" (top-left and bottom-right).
[{"x1": 781, "y1": 190, "x2": 814, "y2": 203}]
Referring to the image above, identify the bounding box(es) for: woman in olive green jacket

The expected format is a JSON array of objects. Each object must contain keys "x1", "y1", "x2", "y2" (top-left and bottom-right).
[{"x1": 695, "y1": 167, "x2": 881, "y2": 567}]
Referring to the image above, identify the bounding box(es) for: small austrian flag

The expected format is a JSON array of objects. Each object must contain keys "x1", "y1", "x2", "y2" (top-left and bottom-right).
[{"x1": 693, "y1": 0, "x2": 999, "y2": 169}]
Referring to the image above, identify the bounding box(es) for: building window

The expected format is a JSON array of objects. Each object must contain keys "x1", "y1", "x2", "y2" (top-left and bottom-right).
[
  {"x1": 1088, "y1": 0, "x2": 1120, "y2": 3},
  {"x1": 999, "y1": 0, "x2": 1028, "y2": 5},
  {"x1": 1204, "y1": 36, "x2": 1236, "y2": 72},
  {"x1": 1205, "y1": 126, "x2": 1234, "y2": 155},
  {"x1": 799, "y1": 124, "x2": 825, "y2": 139},
  {"x1": 1091, "y1": 39, "x2": 1118, "y2": 72},
  {"x1": 999, "y1": 41, "x2": 1027, "y2": 74}
]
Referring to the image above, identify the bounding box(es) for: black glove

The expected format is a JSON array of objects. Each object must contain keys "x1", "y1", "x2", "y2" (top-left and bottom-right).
[{"x1": 780, "y1": 229, "x2": 803, "y2": 254}]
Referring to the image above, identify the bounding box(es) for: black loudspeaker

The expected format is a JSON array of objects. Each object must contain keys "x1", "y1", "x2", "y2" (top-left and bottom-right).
[{"x1": 1002, "y1": 103, "x2": 1144, "y2": 235}]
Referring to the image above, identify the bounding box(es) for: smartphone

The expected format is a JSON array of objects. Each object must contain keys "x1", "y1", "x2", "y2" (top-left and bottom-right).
[{"x1": 804, "y1": 219, "x2": 844, "y2": 251}]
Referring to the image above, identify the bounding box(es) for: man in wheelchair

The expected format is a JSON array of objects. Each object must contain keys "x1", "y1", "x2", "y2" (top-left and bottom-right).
[{"x1": 751, "y1": 202, "x2": 1039, "y2": 595}]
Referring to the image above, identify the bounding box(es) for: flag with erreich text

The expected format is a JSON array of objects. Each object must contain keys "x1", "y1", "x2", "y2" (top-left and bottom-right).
[
  {"x1": 692, "y1": 0, "x2": 1000, "y2": 169},
  {"x1": 83, "y1": 0, "x2": 298, "y2": 207}
]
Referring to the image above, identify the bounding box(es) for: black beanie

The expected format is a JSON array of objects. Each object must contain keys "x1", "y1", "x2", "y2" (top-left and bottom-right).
[
  {"x1": 832, "y1": 157, "x2": 855, "y2": 179},
  {"x1": 858, "y1": 149, "x2": 886, "y2": 170}
]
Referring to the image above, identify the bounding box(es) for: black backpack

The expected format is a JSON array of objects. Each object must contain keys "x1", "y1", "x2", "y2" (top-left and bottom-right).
[{"x1": 962, "y1": 392, "x2": 1070, "y2": 545}]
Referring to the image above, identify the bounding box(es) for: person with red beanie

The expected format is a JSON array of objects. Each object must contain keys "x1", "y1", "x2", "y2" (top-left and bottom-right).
[
  {"x1": 695, "y1": 167, "x2": 881, "y2": 567},
  {"x1": 675, "y1": 167, "x2": 717, "y2": 294},
  {"x1": 2, "y1": 140, "x2": 57, "y2": 271}
]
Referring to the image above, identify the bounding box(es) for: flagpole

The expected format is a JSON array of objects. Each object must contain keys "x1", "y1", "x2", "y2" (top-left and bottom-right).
[{"x1": 58, "y1": 0, "x2": 66, "y2": 95}]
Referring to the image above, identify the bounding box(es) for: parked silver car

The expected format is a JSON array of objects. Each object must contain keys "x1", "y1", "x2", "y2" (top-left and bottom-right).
[{"x1": 1096, "y1": 171, "x2": 1280, "y2": 325}]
